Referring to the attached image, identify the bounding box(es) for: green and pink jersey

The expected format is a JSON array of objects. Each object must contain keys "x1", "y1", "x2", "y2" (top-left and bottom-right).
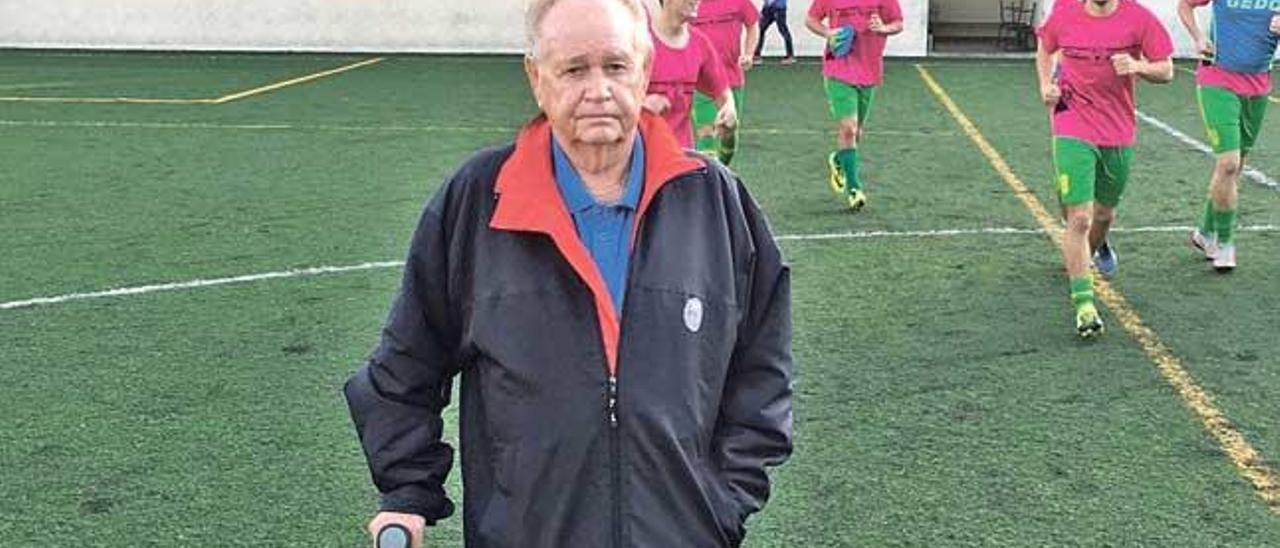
[
  {"x1": 691, "y1": 0, "x2": 760, "y2": 88},
  {"x1": 807, "y1": 0, "x2": 903, "y2": 87},
  {"x1": 648, "y1": 25, "x2": 730, "y2": 148},
  {"x1": 1037, "y1": 0, "x2": 1174, "y2": 147}
]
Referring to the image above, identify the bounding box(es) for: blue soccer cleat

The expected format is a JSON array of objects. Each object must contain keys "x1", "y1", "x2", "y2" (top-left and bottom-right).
[{"x1": 1093, "y1": 240, "x2": 1118, "y2": 280}]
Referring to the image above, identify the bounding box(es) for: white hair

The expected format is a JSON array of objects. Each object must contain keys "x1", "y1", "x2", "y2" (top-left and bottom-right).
[{"x1": 525, "y1": 0, "x2": 652, "y2": 60}]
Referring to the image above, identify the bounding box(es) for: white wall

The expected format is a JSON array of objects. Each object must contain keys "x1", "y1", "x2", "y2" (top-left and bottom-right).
[
  {"x1": 933, "y1": 0, "x2": 1002, "y2": 24},
  {"x1": 0, "y1": 0, "x2": 1228, "y2": 58},
  {"x1": 0, "y1": 0, "x2": 929, "y2": 56}
]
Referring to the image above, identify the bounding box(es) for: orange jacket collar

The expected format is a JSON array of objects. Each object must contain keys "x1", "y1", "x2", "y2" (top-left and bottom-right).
[{"x1": 489, "y1": 112, "x2": 702, "y2": 375}]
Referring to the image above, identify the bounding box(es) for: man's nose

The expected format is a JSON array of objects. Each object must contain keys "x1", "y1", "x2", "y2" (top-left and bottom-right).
[{"x1": 582, "y1": 69, "x2": 614, "y2": 102}]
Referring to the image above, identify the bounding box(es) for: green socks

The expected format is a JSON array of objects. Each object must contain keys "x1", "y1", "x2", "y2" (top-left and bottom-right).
[
  {"x1": 837, "y1": 148, "x2": 860, "y2": 193},
  {"x1": 1200, "y1": 198, "x2": 1237, "y2": 245},
  {"x1": 1213, "y1": 207, "x2": 1237, "y2": 246},
  {"x1": 1198, "y1": 200, "x2": 1215, "y2": 237},
  {"x1": 1070, "y1": 275, "x2": 1095, "y2": 312}
]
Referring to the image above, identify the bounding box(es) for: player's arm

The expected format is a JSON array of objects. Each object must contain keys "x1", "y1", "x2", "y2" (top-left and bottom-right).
[
  {"x1": 868, "y1": 14, "x2": 903, "y2": 35},
  {"x1": 805, "y1": 13, "x2": 833, "y2": 38},
  {"x1": 1035, "y1": 40, "x2": 1061, "y2": 108},
  {"x1": 742, "y1": 20, "x2": 761, "y2": 69},
  {"x1": 1110, "y1": 53, "x2": 1174, "y2": 84},
  {"x1": 714, "y1": 88, "x2": 738, "y2": 130},
  {"x1": 1177, "y1": 0, "x2": 1213, "y2": 57}
]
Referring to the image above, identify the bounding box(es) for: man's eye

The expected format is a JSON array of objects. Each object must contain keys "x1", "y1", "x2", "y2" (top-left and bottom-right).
[{"x1": 565, "y1": 66, "x2": 587, "y2": 76}]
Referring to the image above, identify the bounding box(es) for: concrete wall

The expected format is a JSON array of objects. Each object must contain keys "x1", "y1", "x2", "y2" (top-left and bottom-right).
[
  {"x1": 934, "y1": 0, "x2": 1002, "y2": 24},
  {"x1": 0, "y1": 0, "x2": 929, "y2": 56}
]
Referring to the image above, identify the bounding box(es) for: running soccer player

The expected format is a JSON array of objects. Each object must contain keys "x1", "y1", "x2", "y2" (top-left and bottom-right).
[
  {"x1": 647, "y1": 0, "x2": 738, "y2": 150},
  {"x1": 1178, "y1": 0, "x2": 1280, "y2": 272},
  {"x1": 806, "y1": 0, "x2": 903, "y2": 211},
  {"x1": 1036, "y1": 0, "x2": 1174, "y2": 337},
  {"x1": 691, "y1": 0, "x2": 760, "y2": 166}
]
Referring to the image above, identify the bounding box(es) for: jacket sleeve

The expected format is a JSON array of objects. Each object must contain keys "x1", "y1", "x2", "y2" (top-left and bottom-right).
[
  {"x1": 713, "y1": 178, "x2": 795, "y2": 531},
  {"x1": 343, "y1": 192, "x2": 463, "y2": 525}
]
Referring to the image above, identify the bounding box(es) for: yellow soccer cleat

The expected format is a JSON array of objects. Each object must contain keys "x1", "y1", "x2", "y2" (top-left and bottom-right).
[
  {"x1": 846, "y1": 190, "x2": 868, "y2": 212},
  {"x1": 827, "y1": 152, "x2": 846, "y2": 196},
  {"x1": 1075, "y1": 303, "x2": 1105, "y2": 339}
]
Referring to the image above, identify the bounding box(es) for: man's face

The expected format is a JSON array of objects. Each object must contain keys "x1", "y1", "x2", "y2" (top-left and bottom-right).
[{"x1": 525, "y1": 0, "x2": 650, "y2": 147}]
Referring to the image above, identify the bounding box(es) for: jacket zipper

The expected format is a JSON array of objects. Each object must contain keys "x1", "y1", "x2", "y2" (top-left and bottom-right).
[{"x1": 608, "y1": 374, "x2": 621, "y2": 548}]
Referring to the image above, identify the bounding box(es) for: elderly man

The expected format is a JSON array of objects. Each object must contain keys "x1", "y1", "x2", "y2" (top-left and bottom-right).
[{"x1": 343, "y1": 0, "x2": 794, "y2": 546}]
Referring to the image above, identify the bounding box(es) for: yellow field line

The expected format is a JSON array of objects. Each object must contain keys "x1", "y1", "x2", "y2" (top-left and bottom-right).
[
  {"x1": 915, "y1": 63, "x2": 1280, "y2": 515},
  {"x1": 208, "y1": 57, "x2": 384, "y2": 104},
  {"x1": 0, "y1": 57, "x2": 384, "y2": 105}
]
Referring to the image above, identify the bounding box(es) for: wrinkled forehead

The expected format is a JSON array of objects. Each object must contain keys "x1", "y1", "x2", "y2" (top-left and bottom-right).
[{"x1": 535, "y1": 1, "x2": 647, "y2": 63}]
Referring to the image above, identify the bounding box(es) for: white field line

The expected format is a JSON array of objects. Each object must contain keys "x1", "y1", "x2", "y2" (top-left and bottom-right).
[
  {"x1": 3, "y1": 224, "x2": 1278, "y2": 311},
  {"x1": 1136, "y1": 109, "x2": 1280, "y2": 191}
]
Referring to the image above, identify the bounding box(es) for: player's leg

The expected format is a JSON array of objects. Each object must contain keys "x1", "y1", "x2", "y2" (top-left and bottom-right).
[
  {"x1": 755, "y1": 7, "x2": 774, "y2": 61},
  {"x1": 1211, "y1": 94, "x2": 1269, "y2": 271},
  {"x1": 1089, "y1": 146, "x2": 1132, "y2": 280},
  {"x1": 1191, "y1": 86, "x2": 1244, "y2": 264},
  {"x1": 825, "y1": 78, "x2": 859, "y2": 200},
  {"x1": 1055, "y1": 137, "x2": 1104, "y2": 337},
  {"x1": 716, "y1": 86, "x2": 744, "y2": 165},
  {"x1": 692, "y1": 91, "x2": 720, "y2": 159}
]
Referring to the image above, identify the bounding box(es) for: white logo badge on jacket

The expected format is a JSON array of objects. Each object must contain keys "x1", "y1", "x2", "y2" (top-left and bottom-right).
[{"x1": 683, "y1": 297, "x2": 703, "y2": 333}]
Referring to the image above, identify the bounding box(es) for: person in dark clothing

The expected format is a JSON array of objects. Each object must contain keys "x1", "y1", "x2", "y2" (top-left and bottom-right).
[
  {"x1": 754, "y1": 0, "x2": 796, "y2": 64},
  {"x1": 343, "y1": 0, "x2": 794, "y2": 546}
]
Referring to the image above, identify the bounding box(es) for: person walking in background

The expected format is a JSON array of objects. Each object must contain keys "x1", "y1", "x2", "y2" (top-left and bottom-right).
[
  {"x1": 691, "y1": 0, "x2": 760, "y2": 165},
  {"x1": 646, "y1": 0, "x2": 739, "y2": 150},
  {"x1": 754, "y1": 0, "x2": 796, "y2": 64},
  {"x1": 806, "y1": 0, "x2": 903, "y2": 212},
  {"x1": 1177, "y1": 0, "x2": 1280, "y2": 272}
]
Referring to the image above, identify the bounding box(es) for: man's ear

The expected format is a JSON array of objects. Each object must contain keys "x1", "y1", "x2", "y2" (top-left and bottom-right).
[{"x1": 524, "y1": 54, "x2": 543, "y2": 110}]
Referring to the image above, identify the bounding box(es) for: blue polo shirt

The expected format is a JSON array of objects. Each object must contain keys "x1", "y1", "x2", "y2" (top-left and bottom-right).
[{"x1": 551, "y1": 136, "x2": 646, "y2": 314}]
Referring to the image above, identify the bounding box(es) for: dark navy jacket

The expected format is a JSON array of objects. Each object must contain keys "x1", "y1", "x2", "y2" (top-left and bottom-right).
[{"x1": 345, "y1": 113, "x2": 793, "y2": 547}]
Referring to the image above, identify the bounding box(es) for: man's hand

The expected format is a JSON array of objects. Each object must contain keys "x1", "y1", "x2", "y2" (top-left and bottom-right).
[
  {"x1": 868, "y1": 14, "x2": 888, "y2": 34},
  {"x1": 1195, "y1": 37, "x2": 1214, "y2": 59},
  {"x1": 739, "y1": 54, "x2": 754, "y2": 72},
  {"x1": 643, "y1": 94, "x2": 671, "y2": 114},
  {"x1": 369, "y1": 512, "x2": 426, "y2": 548},
  {"x1": 1041, "y1": 83, "x2": 1062, "y2": 109},
  {"x1": 715, "y1": 103, "x2": 738, "y2": 133},
  {"x1": 1111, "y1": 53, "x2": 1141, "y2": 76}
]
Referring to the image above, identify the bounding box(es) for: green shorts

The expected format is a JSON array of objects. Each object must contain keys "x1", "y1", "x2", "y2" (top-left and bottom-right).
[
  {"x1": 1052, "y1": 137, "x2": 1134, "y2": 209},
  {"x1": 1197, "y1": 85, "x2": 1269, "y2": 155},
  {"x1": 692, "y1": 87, "x2": 744, "y2": 135},
  {"x1": 824, "y1": 78, "x2": 876, "y2": 122}
]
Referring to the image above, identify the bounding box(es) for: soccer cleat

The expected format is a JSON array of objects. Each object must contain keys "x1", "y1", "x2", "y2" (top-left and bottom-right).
[
  {"x1": 846, "y1": 190, "x2": 868, "y2": 212},
  {"x1": 1213, "y1": 244, "x2": 1236, "y2": 272},
  {"x1": 827, "y1": 152, "x2": 846, "y2": 196},
  {"x1": 1189, "y1": 230, "x2": 1217, "y2": 261},
  {"x1": 780, "y1": 56, "x2": 797, "y2": 65},
  {"x1": 1092, "y1": 240, "x2": 1118, "y2": 280},
  {"x1": 1075, "y1": 303, "x2": 1105, "y2": 339}
]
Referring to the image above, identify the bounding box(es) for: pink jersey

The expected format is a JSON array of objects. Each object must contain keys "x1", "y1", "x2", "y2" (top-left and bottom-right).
[
  {"x1": 1037, "y1": 0, "x2": 1174, "y2": 147},
  {"x1": 1197, "y1": 65, "x2": 1272, "y2": 97},
  {"x1": 648, "y1": 25, "x2": 730, "y2": 148},
  {"x1": 690, "y1": 0, "x2": 760, "y2": 88},
  {"x1": 808, "y1": 0, "x2": 903, "y2": 87}
]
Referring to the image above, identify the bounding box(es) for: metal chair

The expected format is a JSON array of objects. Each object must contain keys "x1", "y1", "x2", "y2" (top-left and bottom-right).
[{"x1": 997, "y1": 0, "x2": 1037, "y2": 51}]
